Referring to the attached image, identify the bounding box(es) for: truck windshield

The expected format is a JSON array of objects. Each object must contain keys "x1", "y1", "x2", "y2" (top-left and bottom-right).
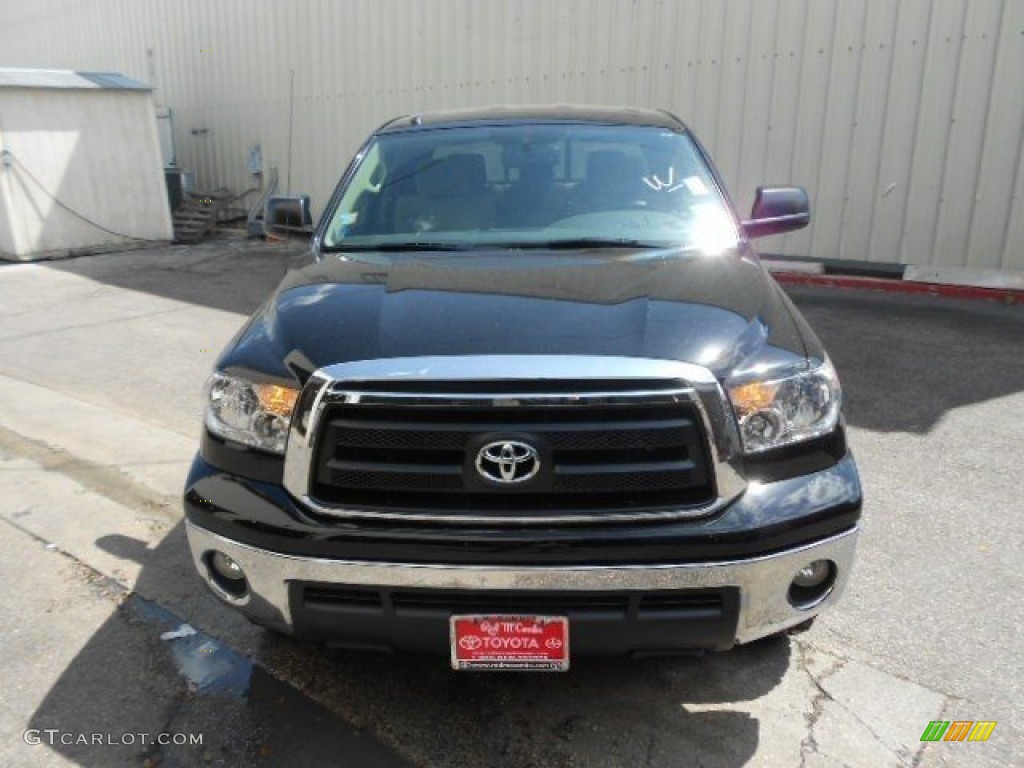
[{"x1": 322, "y1": 124, "x2": 738, "y2": 253}]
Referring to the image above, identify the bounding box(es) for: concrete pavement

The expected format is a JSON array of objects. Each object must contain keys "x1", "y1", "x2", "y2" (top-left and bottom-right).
[{"x1": 0, "y1": 239, "x2": 1019, "y2": 766}]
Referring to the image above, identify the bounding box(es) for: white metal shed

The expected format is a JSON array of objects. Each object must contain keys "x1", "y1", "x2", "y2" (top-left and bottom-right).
[{"x1": 0, "y1": 68, "x2": 172, "y2": 261}]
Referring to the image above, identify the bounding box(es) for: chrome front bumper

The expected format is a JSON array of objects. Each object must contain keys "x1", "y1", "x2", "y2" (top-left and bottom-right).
[{"x1": 186, "y1": 521, "x2": 859, "y2": 646}]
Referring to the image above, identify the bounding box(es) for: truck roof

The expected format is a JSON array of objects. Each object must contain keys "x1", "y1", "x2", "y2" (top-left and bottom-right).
[{"x1": 377, "y1": 104, "x2": 688, "y2": 134}]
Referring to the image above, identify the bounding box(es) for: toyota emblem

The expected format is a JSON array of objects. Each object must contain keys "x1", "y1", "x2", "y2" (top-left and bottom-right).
[{"x1": 475, "y1": 440, "x2": 541, "y2": 484}]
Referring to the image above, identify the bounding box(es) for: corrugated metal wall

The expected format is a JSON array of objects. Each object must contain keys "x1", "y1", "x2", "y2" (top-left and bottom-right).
[{"x1": 1, "y1": 0, "x2": 1021, "y2": 271}]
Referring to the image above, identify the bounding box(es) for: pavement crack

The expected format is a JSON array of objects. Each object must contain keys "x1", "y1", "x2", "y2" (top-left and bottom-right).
[
  {"x1": 141, "y1": 685, "x2": 192, "y2": 767},
  {"x1": 796, "y1": 642, "x2": 846, "y2": 768},
  {"x1": 645, "y1": 732, "x2": 657, "y2": 767},
  {"x1": 0, "y1": 514, "x2": 130, "y2": 603},
  {"x1": 818, "y1": 627, "x2": 959, "y2": 696},
  {"x1": 795, "y1": 640, "x2": 920, "y2": 767},
  {"x1": 909, "y1": 696, "x2": 957, "y2": 768}
]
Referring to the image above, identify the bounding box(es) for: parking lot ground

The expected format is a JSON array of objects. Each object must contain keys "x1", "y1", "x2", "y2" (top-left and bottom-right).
[
  {"x1": 0, "y1": 240, "x2": 1020, "y2": 767},
  {"x1": 0, "y1": 496, "x2": 410, "y2": 768}
]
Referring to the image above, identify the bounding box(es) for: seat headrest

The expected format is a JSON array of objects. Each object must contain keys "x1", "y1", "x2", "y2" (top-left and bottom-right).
[
  {"x1": 585, "y1": 150, "x2": 646, "y2": 185},
  {"x1": 515, "y1": 162, "x2": 554, "y2": 184},
  {"x1": 416, "y1": 154, "x2": 487, "y2": 197}
]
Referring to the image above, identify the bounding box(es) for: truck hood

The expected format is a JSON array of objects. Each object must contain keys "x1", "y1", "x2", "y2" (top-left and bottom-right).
[{"x1": 218, "y1": 246, "x2": 811, "y2": 384}]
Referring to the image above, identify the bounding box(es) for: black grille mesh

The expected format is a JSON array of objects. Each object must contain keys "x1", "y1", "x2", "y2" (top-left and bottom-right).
[{"x1": 311, "y1": 392, "x2": 714, "y2": 518}]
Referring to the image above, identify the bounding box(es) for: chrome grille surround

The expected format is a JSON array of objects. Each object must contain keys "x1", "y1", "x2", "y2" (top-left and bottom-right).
[{"x1": 282, "y1": 355, "x2": 746, "y2": 524}]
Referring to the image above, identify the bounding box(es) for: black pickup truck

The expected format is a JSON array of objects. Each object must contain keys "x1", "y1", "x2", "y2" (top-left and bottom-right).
[{"x1": 184, "y1": 106, "x2": 861, "y2": 670}]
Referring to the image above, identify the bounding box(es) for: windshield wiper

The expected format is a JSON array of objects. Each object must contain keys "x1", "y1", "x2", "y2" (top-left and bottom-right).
[
  {"x1": 322, "y1": 242, "x2": 472, "y2": 253},
  {"x1": 488, "y1": 237, "x2": 672, "y2": 250}
]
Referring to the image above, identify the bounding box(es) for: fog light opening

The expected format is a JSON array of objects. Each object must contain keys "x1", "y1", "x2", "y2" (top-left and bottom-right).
[
  {"x1": 206, "y1": 550, "x2": 249, "y2": 599},
  {"x1": 788, "y1": 559, "x2": 836, "y2": 610}
]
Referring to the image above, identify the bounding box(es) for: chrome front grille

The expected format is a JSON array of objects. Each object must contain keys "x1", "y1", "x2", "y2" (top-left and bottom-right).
[
  {"x1": 281, "y1": 356, "x2": 746, "y2": 524},
  {"x1": 308, "y1": 385, "x2": 714, "y2": 519}
]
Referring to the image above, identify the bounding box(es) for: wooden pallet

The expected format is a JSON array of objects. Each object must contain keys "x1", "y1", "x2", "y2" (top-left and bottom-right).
[{"x1": 172, "y1": 195, "x2": 222, "y2": 243}]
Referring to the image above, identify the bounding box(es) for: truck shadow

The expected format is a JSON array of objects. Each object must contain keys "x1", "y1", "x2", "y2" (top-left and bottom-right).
[
  {"x1": 786, "y1": 286, "x2": 1024, "y2": 434},
  {"x1": 26, "y1": 522, "x2": 790, "y2": 767},
  {"x1": 40, "y1": 236, "x2": 300, "y2": 316},
  {"x1": 264, "y1": 635, "x2": 788, "y2": 767}
]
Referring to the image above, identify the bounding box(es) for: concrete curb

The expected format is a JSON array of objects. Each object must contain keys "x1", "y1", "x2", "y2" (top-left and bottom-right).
[{"x1": 769, "y1": 269, "x2": 1023, "y2": 304}]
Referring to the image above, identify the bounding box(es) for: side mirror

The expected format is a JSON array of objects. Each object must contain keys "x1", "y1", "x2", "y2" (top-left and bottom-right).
[
  {"x1": 741, "y1": 186, "x2": 810, "y2": 239},
  {"x1": 265, "y1": 195, "x2": 313, "y2": 240}
]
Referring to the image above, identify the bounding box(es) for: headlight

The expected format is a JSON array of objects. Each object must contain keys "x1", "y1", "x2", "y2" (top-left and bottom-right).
[
  {"x1": 204, "y1": 372, "x2": 300, "y2": 454},
  {"x1": 727, "y1": 359, "x2": 841, "y2": 453}
]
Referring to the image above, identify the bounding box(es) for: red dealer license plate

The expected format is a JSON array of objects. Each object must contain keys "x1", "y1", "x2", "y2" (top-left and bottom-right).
[{"x1": 450, "y1": 615, "x2": 570, "y2": 671}]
